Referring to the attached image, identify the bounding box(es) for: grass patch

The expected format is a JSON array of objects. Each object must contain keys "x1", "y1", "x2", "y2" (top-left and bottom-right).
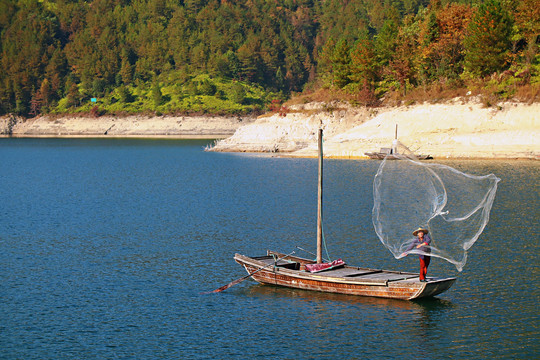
[{"x1": 50, "y1": 73, "x2": 281, "y2": 117}]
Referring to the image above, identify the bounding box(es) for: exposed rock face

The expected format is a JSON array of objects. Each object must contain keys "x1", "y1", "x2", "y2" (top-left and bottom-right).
[
  {"x1": 208, "y1": 103, "x2": 372, "y2": 153},
  {"x1": 0, "y1": 114, "x2": 18, "y2": 136},
  {"x1": 210, "y1": 101, "x2": 540, "y2": 159},
  {"x1": 1, "y1": 114, "x2": 253, "y2": 138}
]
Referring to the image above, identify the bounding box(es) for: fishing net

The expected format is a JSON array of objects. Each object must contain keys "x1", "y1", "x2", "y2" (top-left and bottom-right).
[{"x1": 372, "y1": 141, "x2": 500, "y2": 271}]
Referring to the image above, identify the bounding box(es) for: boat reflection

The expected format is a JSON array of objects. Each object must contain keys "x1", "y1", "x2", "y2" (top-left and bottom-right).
[{"x1": 242, "y1": 283, "x2": 454, "y2": 311}]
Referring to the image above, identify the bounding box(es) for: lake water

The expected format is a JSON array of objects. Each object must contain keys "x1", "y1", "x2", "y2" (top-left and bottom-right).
[{"x1": 1, "y1": 138, "x2": 538, "y2": 359}]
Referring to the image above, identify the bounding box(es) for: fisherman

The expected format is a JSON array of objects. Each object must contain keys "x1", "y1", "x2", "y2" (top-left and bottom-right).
[{"x1": 402, "y1": 227, "x2": 432, "y2": 282}]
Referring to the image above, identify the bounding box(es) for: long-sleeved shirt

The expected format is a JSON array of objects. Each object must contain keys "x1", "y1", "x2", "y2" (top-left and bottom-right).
[{"x1": 406, "y1": 234, "x2": 432, "y2": 259}]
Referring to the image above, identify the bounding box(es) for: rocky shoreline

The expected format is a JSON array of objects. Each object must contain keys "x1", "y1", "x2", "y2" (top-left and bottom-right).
[
  {"x1": 210, "y1": 100, "x2": 540, "y2": 159},
  {"x1": 1, "y1": 100, "x2": 538, "y2": 159},
  {"x1": 0, "y1": 114, "x2": 253, "y2": 139}
]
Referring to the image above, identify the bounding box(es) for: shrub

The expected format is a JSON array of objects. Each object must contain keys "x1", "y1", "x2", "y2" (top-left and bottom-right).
[
  {"x1": 230, "y1": 82, "x2": 246, "y2": 104},
  {"x1": 118, "y1": 86, "x2": 134, "y2": 103},
  {"x1": 199, "y1": 79, "x2": 217, "y2": 96}
]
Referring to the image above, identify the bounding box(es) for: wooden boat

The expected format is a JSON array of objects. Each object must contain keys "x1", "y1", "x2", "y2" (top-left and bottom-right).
[
  {"x1": 364, "y1": 148, "x2": 433, "y2": 160},
  {"x1": 234, "y1": 251, "x2": 456, "y2": 300},
  {"x1": 233, "y1": 128, "x2": 455, "y2": 300},
  {"x1": 364, "y1": 125, "x2": 433, "y2": 160},
  {"x1": 245, "y1": 278, "x2": 455, "y2": 309}
]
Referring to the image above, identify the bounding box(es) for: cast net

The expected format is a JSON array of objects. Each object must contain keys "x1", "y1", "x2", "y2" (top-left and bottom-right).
[{"x1": 372, "y1": 141, "x2": 500, "y2": 271}]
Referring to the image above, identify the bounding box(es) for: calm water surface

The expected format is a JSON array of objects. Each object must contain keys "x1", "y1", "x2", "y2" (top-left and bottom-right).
[{"x1": 0, "y1": 139, "x2": 538, "y2": 359}]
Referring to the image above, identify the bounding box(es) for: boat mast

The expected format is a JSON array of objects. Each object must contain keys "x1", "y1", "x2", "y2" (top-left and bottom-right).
[
  {"x1": 317, "y1": 128, "x2": 323, "y2": 264},
  {"x1": 392, "y1": 124, "x2": 398, "y2": 155}
]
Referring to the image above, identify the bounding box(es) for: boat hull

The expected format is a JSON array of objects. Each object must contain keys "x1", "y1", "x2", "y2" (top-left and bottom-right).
[
  {"x1": 364, "y1": 152, "x2": 433, "y2": 160},
  {"x1": 234, "y1": 252, "x2": 455, "y2": 300}
]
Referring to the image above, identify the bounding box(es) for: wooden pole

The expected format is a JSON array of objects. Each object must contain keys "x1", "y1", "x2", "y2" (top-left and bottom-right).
[
  {"x1": 317, "y1": 128, "x2": 323, "y2": 264},
  {"x1": 392, "y1": 124, "x2": 398, "y2": 155},
  {"x1": 204, "y1": 251, "x2": 296, "y2": 294}
]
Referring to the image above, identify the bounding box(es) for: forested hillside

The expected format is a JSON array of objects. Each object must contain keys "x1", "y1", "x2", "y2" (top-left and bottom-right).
[{"x1": 0, "y1": 0, "x2": 538, "y2": 117}]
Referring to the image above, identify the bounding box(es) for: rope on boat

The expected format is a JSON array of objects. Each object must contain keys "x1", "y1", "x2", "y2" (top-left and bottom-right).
[{"x1": 321, "y1": 220, "x2": 331, "y2": 261}]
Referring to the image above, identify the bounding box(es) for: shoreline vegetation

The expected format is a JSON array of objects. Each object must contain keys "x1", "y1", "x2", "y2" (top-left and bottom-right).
[
  {"x1": 2, "y1": 99, "x2": 538, "y2": 160},
  {"x1": 2, "y1": 1, "x2": 539, "y2": 118}
]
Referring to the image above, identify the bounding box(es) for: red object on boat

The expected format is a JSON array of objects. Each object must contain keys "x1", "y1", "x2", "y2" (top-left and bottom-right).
[{"x1": 305, "y1": 259, "x2": 345, "y2": 273}]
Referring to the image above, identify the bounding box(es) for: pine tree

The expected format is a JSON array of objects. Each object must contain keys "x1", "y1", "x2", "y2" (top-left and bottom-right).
[
  {"x1": 331, "y1": 39, "x2": 351, "y2": 88},
  {"x1": 118, "y1": 86, "x2": 134, "y2": 104},
  {"x1": 349, "y1": 35, "x2": 377, "y2": 88},
  {"x1": 464, "y1": 0, "x2": 513, "y2": 76},
  {"x1": 514, "y1": 0, "x2": 540, "y2": 65},
  {"x1": 152, "y1": 82, "x2": 163, "y2": 108},
  {"x1": 230, "y1": 82, "x2": 246, "y2": 104},
  {"x1": 374, "y1": 19, "x2": 399, "y2": 71},
  {"x1": 120, "y1": 57, "x2": 134, "y2": 85},
  {"x1": 316, "y1": 37, "x2": 337, "y2": 87},
  {"x1": 66, "y1": 82, "x2": 80, "y2": 108}
]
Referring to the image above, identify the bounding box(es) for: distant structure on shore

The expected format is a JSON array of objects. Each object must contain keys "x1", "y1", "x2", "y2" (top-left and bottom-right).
[{"x1": 364, "y1": 125, "x2": 433, "y2": 160}]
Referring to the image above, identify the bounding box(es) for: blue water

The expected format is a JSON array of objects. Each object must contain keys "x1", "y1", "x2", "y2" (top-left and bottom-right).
[{"x1": 0, "y1": 139, "x2": 538, "y2": 359}]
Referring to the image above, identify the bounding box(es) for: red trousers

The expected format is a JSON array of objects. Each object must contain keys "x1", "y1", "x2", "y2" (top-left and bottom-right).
[{"x1": 419, "y1": 256, "x2": 431, "y2": 280}]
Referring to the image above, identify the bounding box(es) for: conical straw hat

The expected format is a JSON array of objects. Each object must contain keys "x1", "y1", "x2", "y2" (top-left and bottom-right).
[{"x1": 413, "y1": 227, "x2": 429, "y2": 236}]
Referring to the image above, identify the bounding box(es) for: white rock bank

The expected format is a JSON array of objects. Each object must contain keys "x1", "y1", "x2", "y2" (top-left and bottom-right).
[
  {"x1": 210, "y1": 101, "x2": 539, "y2": 159},
  {"x1": 0, "y1": 114, "x2": 253, "y2": 138}
]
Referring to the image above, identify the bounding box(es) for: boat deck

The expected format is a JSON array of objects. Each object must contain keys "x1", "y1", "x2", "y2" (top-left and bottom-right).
[{"x1": 255, "y1": 254, "x2": 441, "y2": 283}]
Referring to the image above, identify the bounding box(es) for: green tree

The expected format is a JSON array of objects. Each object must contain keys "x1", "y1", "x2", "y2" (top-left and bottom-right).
[
  {"x1": 66, "y1": 82, "x2": 80, "y2": 108},
  {"x1": 331, "y1": 39, "x2": 351, "y2": 88},
  {"x1": 167, "y1": 6, "x2": 192, "y2": 71},
  {"x1": 0, "y1": 0, "x2": 61, "y2": 114},
  {"x1": 514, "y1": 0, "x2": 540, "y2": 65},
  {"x1": 316, "y1": 37, "x2": 337, "y2": 87},
  {"x1": 152, "y1": 82, "x2": 163, "y2": 108},
  {"x1": 39, "y1": 79, "x2": 52, "y2": 108},
  {"x1": 120, "y1": 57, "x2": 134, "y2": 85},
  {"x1": 199, "y1": 78, "x2": 217, "y2": 96},
  {"x1": 230, "y1": 82, "x2": 246, "y2": 104},
  {"x1": 275, "y1": 67, "x2": 285, "y2": 91},
  {"x1": 375, "y1": 19, "x2": 399, "y2": 68},
  {"x1": 419, "y1": 3, "x2": 472, "y2": 81},
  {"x1": 349, "y1": 35, "x2": 378, "y2": 88},
  {"x1": 283, "y1": 40, "x2": 309, "y2": 92},
  {"x1": 226, "y1": 50, "x2": 241, "y2": 79},
  {"x1": 237, "y1": 33, "x2": 263, "y2": 83},
  {"x1": 389, "y1": 17, "x2": 421, "y2": 95},
  {"x1": 117, "y1": 86, "x2": 134, "y2": 103},
  {"x1": 464, "y1": 0, "x2": 513, "y2": 76},
  {"x1": 92, "y1": 79, "x2": 107, "y2": 97}
]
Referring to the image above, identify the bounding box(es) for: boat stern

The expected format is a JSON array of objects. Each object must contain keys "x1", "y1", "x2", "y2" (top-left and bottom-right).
[{"x1": 409, "y1": 277, "x2": 457, "y2": 299}]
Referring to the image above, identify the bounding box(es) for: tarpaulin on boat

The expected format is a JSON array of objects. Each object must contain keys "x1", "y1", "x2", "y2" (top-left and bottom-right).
[{"x1": 305, "y1": 259, "x2": 345, "y2": 273}]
